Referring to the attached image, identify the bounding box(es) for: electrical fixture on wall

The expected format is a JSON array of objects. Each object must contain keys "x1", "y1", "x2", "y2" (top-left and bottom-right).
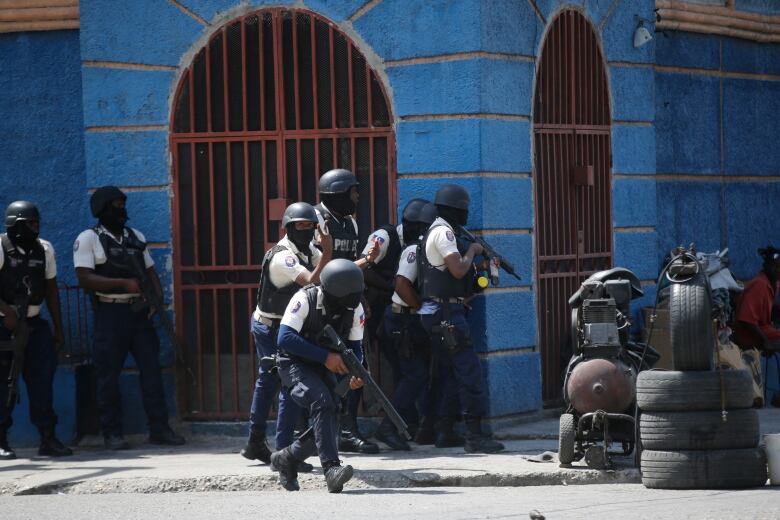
[{"x1": 633, "y1": 15, "x2": 654, "y2": 48}]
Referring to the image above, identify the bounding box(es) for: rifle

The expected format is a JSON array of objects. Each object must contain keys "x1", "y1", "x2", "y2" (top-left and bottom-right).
[
  {"x1": 456, "y1": 225, "x2": 522, "y2": 284},
  {"x1": 128, "y1": 255, "x2": 196, "y2": 385},
  {"x1": 0, "y1": 276, "x2": 31, "y2": 407},
  {"x1": 320, "y1": 324, "x2": 411, "y2": 440}
]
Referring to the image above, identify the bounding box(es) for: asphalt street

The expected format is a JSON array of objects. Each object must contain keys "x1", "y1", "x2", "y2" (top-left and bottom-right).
[{"x1": 1, "y1": 484, "x2": 778, "y2": 520}]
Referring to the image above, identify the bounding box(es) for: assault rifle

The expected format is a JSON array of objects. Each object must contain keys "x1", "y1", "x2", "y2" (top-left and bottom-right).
[
  {"x1": 0, "y1": 277, "x2": 31, "y2": 407},
  {"x1": 128, "y1": 255, "x2": 195, "y2": 385},
  {"x1": 320, "y1": 324, "x2": 411, "y2": 440},
  {"x1": 456, "y1": 225, "x2": 522, "y2": 285}
]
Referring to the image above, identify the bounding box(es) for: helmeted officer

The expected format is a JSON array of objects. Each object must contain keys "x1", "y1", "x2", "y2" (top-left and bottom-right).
[
  {"x1": 0, "y1": 201, "x2": 72, "y2": 459},
  {"x1": 314, "y1": 168, "x2": 379, "y2": 454},
  {"x1": 360, "y1": 198, "x2": 429, "y2": 391},
  {"x1": 241, "y1": 202, "x2": 332, "y2": 470},
  {"x1": 417, "y1": 184, "x2": 504, "y2": 453},
  {"x1": 269, "y1": 259, "x2": 366, "y2": 493},
  {"x1": 74, "y1": 186, "x2": 184, "y2": 449},
  {"x1": 374, "y1": 201, "x2": 439, "y2": 451}
]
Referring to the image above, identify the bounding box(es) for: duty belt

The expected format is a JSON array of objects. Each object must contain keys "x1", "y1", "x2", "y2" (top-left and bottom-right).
[
  {"x1": 391, "y1": 303, "x2": 417, "y2": 315},
  {"x1": 431, "y1": 297, "x2": 464, "y2": 304},
  {"x1": 97, "y1": 295, "x2": 141, "y2": 304},
  {"x1": 257, "y1": 315, "x2": 282, "y2": 328}
]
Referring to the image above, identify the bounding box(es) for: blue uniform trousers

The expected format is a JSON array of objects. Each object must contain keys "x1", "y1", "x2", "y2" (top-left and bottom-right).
[
  {"x1": 248, "y1": 317, "x2": 300, "y2": 449},
  {"x1": 0, "y1": 316, "x2": 58, "y2": 431},
  {"x1": 383, "y1": 306, "x2": 432, "y2": 425},
  {"x1": 420, "y1": 302, "x2": 486, "y2": 418},
  {"x1": 92, "y1": 302, "x2": 169, "y2": 436},
  {"x1": 278, "y1": 360, "x2": 339, "y2": 465}
]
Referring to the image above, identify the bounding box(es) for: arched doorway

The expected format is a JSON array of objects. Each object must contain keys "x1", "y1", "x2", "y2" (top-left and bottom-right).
[
  {"x1": 533, "y1": 9, "x2": 612, "y2": 403},
  {"x1": 170, "y1": 9, "x2": 396, "y2": 418}
]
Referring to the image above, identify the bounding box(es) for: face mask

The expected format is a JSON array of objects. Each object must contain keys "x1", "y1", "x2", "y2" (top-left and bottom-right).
[
  {"x1": 9, "y1": 222, "x2": 38, "y2": 249},
  {"x1": 288, "y1": 226, "x2": 315, "y2": 252},
  {"x1": 323, "y1": 291, "x2": 362, "y2": 317},
  {"x1": 99, "y1": 206, "x2": 128, "y2": 233},
  {"x1": 402, "y1": 221, "x2": 425, "y2": 244},
  {"x1": 438, "y1": 207, "x2": 468, "y2": 228},
  {"x1": 323, "y1": 192, "x2": 356, "y2": 217}
]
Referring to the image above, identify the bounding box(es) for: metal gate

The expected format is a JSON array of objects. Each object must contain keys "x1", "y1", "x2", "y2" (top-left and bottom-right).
[
  {"x1": 170, "y1": 9, "x2": 395, "y2": 419},
  {"x1": 533, "y1": 9, "x2": 613, "y2": 403}
]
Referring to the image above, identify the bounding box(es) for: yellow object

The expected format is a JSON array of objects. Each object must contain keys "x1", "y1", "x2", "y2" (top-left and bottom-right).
[{"x1": 477, "y1": 276, "x2": 489, "y2": 288}]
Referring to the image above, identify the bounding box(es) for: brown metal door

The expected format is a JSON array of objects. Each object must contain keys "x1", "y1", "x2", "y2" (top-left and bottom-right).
[
  {"x1": 533, "y1": 9, "x2": 612, "y2": 403},
  {"x1": 169, "y1": 9, "x2": 395, "y2": 418}
]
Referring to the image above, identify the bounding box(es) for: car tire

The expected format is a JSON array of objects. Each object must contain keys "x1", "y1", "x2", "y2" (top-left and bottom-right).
[
  {"x1": 669, "y1": 279, "x2": 714, "y2": 370},
  {"x1": 637, "y1": 369, "x2": 753, "y2": 412},
  {"x1": 640, "y1": 409, "x2": 759, "y2": 450},
  {"x1": 641, "y1": 448, "x2": 767, "y2": 489}
]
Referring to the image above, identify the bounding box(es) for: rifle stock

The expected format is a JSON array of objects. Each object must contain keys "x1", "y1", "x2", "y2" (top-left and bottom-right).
[
  {"x1": 0, "y1": 283, "x2": 31, "y2": 407},
  {"x1": 321, "y1": 324, "x2": 411, "y2": 440}
]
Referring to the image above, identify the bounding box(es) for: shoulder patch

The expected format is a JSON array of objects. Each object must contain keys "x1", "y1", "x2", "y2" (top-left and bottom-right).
[
  {"x1": 73, "y1": 240, "x2": 79, "y2": 252},
  {"x1": 359, "y1": 312, "x2": 365, "y2": 327},
  {"x1": 291, "y1": 300, "x2": 302, "y2": 313},
  {"x1": 284, "y1": 255, "x2": 297, "y2": 267},
  {"x1": 373, "y1": 234, "x2": 385, "y2": 245},
  {"x1": 407, "y1": 250, "x2": 416, "y2": 263},
  {"x1": 445, "y1": 230, "x2": 455, "y2": 242}
]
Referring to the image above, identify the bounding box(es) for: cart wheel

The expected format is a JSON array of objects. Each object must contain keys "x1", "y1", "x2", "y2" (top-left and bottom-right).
[{"x1": 558, "y1": 413, "x2": 576, "y2": 465}]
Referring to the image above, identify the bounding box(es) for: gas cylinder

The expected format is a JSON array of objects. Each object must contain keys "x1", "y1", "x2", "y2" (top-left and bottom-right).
[{"x1": 566, "y1": 358, "x2": 635, "y2": 414}]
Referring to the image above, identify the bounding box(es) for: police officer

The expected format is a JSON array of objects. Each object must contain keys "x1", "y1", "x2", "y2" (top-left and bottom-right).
[
  {"x1": 241, "y1": 202, "x2": 332, "y2": 470},
  {"x1": 361, "y1": 198, "x2": 429, "y2": 390},
  {"x1": 0, "y1": 201, "x2": 72, "y2": 459},
  {"x1": 373, "y1": 202, "x2": 439, "y2": 451},
  {"x1": 74, "y1": 186, "x2": 184, "y2": 449},
  {"x1": 314, "y1": 168, "x2": 379, "y2": 454},
  {"x1": 269, "y1": 259, "x2": 366, "y2": 493},
  {"x1": 418, "y1": 184, "x2": 504, "y2": 453}
]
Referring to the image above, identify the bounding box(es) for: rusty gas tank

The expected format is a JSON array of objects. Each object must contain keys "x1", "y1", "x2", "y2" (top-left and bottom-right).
[{"x1": 566, "y1": 358, "x2": 635, "y2": 414}]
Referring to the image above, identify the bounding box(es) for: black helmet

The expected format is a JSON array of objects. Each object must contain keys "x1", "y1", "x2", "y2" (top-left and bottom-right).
[
  {"x1": 4, "y1": 201, "x2": 40, "y2": 227},
  {"x1": 90, "y1": 186, "x2": 126, "y2": 218},
  {"x1": 320, "y1": 259, "x2": 364, "y2": 297},
  {"x1": 319, "y1": 169, "x2": 359, "y2": 195},
  {"x1": 401, "y1": 198, "x2": 429, "y2": 222},
  {"x1": 282, "y1": 202, "x2": 318, "y2": 227},
  {"x1": 417, "y1": 202, "x2": 438, "y2": 225},
  {"x1": 434, "y1": 184, "x2": 470, "y2": 210}
]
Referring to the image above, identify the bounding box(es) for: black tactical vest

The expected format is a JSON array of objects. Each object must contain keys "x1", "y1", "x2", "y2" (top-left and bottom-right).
[
  {"x1": 299, "y1": 285, "x2": 355, "y2": 345},
  {"x1": 315, "y1": 203, "x2": 359, "y2": 261},
  {"x1": 93, "y1": 227, "x2": 148, "y2": 293},
  {"x1": 0, "y1": 235, "x2": 46, "y2": 306},
  {"x1": 256, "y1": 244, "x2": 314, "y2": 317},
  {"x1": 369, "y1": 224, "x2": 403, "y2": 282},
  {"x1": 417, "y1": 223, "x2": 475, "y2": 300}
]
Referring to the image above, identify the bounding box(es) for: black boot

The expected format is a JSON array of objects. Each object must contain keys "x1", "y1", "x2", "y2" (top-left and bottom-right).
[
  {"x1": 374, "y1": 419, "x2": 410, "y2": 451},
  {"x1": 0, "y1": 429, "x2": 16, "y2": 460},
  {"x1": 148, "y1": 426, "x2": 186, "y2": 446},
  {"x1": 324, "y1": 460, "x2": 354, "y2": 493},
  {"x1": 38, "y1": 427, "x2": 73, "y2": 457},
  {"x1": 339, "y1": 417, "x2": 379, "y2": 454},
  {"x1": 296, "y1": 460, "x2": 314, "y2": 473},
  {"x1": 240, "y1": 430, "x2": 271, "y2": 464},
  {"x1": 434, "y1": 417, "x2": 464, "y2": 448},
  {"x1": 464, "y1": 417, "x2": 504, "y2": 454},
  {"x1": 270, "y1": 447, "x2": 300, "y2": 491},
  {"x1": 414, "y1": 416, "x2": 436, "y2": 445}
]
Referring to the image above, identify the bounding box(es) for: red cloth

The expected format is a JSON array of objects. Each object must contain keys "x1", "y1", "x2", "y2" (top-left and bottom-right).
[{"x1": 733, "y1": 271, "x2": 780, "y2": 348}]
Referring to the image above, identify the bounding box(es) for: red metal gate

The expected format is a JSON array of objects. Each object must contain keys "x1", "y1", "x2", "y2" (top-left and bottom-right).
[
  {"x1": 533, "y1": 9, "x2": 613, "y2": 403},
  {"x1": 169, "y1": 9, "x2": 395, "y2": 419}
]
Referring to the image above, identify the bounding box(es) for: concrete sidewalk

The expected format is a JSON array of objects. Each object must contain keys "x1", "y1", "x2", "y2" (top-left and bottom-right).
[{"x1": 1, "y1": 408, "x2": 777, "y2": 496}]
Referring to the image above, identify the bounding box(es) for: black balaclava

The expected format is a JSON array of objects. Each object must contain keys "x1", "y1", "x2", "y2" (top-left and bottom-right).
[
  {"x1": 323, "y1": 291, "x2": 362, "y2": 329},
  {"x1": 321, "y1": 192, "x2": 356, "y2": 217},
  {"x1": 8, "y1": 222, "x2": 39, "y2": 250},
  {"x1": 99, "y1": 204, "x2": 128, "y2": 235},
  {"x1": 402, "y1": 220, "x2": 426, "y2": 244},
  {"x1": 287, "y1": 224, "x2": 315, "y2": 253},
  {"x1": 436, "y1": 205, "x2": 468, "y2": 228}
]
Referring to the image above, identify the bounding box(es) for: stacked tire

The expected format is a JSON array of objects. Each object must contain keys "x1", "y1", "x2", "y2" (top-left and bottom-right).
[{"x1": 637, "y1": 276, "x2": 768, "y2": 489}]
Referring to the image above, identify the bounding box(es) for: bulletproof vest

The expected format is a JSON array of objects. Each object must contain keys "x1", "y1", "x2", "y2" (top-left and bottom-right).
[
  {"x1": 369, "y1": 224, "x2": 402, "y2": 282},
  {"x1": 93, "y1": 227, "x2": 147, "y2": 293},
  {"x1": 0, "y1": 235, "x2": 46, "y2": 306},
  {"x1": 299, "y1": 285, "x2": 355, "y2": 346},
  {"x1": 417, "y1": 223, "x2": 474, "y2": 300},
  {"x1": 315, "y1": 204, "x2": 358, "y2": 261},
  {"x1": 256, "y1": 244, "x2": 313, "y2": 316}
]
